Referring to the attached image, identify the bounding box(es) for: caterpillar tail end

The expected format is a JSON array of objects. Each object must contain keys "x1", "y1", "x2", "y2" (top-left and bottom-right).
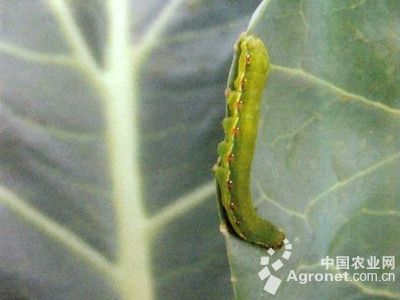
[{"x1": 268, "y1": 230, "x2": 286, "y2": 250}]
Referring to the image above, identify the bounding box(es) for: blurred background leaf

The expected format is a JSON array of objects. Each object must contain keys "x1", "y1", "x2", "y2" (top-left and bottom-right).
[
  {"x1": 1, "y1": 0, "x2": 399, "y2": 299},
  {"x1": 0, "y1": 0, "x2": 262, "y2": 299}
]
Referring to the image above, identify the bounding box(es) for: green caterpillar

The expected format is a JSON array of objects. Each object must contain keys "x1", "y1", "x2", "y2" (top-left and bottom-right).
[{"x1": 213, "y1": 32, "x2": 285, "y2": 249}]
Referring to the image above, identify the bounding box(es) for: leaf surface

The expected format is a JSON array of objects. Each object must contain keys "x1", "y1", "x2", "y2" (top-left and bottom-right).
[{"x1": 223, "y1": 1, "x2": 400, "y2": 299}]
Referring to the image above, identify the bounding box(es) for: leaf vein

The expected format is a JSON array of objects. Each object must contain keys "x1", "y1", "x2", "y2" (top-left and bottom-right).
[
  {"x1": 0, "y1": 42, "x2": 75, "y2": 65},
  {"x1": 271, "y1": 64, "x2": 400, "y2": 116},
  {"x1": 255, "y1": 181, "x2": 307, "y2": 221},
  {"x1": 0, "y1": 185, "x2": 116, "y2": 279},
  {"x1": 0, "y1": 101, "x2": 98, "y2": 142},
  {"x1": 147, "y1": 181, "x2": 215, "y2": 235},
  {"x1": 305, "y1": 151, "x2": 400, "y2": 215}
]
